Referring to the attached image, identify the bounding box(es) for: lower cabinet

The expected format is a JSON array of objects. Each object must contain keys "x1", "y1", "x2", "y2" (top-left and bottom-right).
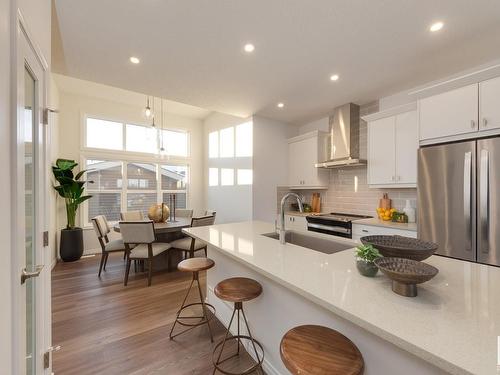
[
  {"x1": 352, "y1": 223, "x2": 417, "y2": 242},
  {"x1": 284, "y1": 215, "x2": 308, "y2": 232}
]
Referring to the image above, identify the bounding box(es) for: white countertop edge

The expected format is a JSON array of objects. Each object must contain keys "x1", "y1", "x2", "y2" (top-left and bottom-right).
[{"x1": 184, "y1": 228, "x2": 469, "y2": 375}]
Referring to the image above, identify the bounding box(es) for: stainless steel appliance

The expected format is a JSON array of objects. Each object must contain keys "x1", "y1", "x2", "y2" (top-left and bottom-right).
[
  {"x1": 315, "y1": 103, "x2": 366, "y2": 169},
  {"x1": 418, "y1": 136, "x2": 500, "y2": 266},
  {"x1": 306, "y1": 213, "x2": 372, "y2": 239}
]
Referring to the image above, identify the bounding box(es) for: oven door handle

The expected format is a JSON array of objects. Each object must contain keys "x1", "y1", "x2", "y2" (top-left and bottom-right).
[{"x1": 307, "y1": 223, "x2": 350, "y2": 234}]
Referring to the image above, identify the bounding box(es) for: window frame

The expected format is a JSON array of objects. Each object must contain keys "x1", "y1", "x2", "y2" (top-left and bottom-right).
[
  {"x1": 82, "y1": 113, "x2": 191, "y2": 158},
  {"x1": 82, "y1": 155, "x2": 190, "y2": 226}
]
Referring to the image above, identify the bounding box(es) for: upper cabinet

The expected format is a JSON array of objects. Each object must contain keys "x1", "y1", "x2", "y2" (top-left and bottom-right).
[
  {"x1": 288, "y1": 131, "x2": 329, "y2": 189},
  {"x1": 480, "y1": 76, "x2": 500, "y2": 131},
  {"x1": 419, "y1": 84, "x2": 479, "y2": 141},
  {"x1": 366, "y1": 104, "x2": 418, "y2": 188}
]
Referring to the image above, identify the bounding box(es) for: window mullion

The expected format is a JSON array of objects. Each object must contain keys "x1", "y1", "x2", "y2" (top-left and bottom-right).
[
  {"x1": 157, "y1": 163, "x2": 162, "y2": 204},
  {"x1": 122, "y1": 161, "x2": 127, "y2": 214}
]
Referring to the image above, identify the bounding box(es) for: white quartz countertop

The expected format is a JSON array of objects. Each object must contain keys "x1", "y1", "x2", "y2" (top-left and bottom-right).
[
  {"x1": 353, "y1": 217, "x2": 418, "y2": 232},
  {"x1": 184, "y1": 221, "x2": 500, "y2": 375}
]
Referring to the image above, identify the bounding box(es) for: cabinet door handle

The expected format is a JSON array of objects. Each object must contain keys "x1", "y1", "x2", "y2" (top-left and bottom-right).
[
  {"x1": 362, "y1": 229, "x2": 369, "y2": 233},
  {"x1": 483, "y1": 118, "x2": 488, "y2": 128},
  {"x1": 471, "y1": 120, "x2": 476, "y2": 129}
]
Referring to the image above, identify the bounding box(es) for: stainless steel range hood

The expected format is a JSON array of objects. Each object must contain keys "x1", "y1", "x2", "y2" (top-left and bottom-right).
[{"x1": 315, "y1": 103, "x2": 366, "y2": 169}]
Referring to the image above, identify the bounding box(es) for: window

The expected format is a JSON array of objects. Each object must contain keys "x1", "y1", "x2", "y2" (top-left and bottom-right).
[
  {"x1": 85, "y1": 117, "x2": 190, "y2": 157},
  {"x1": 209, "y1": 168, "x2": 219, "y2": 186},
  {"x1": 161, "y1": 129, "x2": 188, "y2": 157},
  {"x1": 237, "y1": 169, "x2": 252, "y2": 185},
  {"x1": 84, "y1": 159, "x2": 189, "y2": 223},
  {"x1": 86, "y1": 118, "x2": 123, "y2": 150},
  {"x1": 220, "y1": 127, "x2": 234, "y2": 158},
  {"x1": 209, "y1": 131, "x2": 219, "y2": 158},
  {"x1": 221, "y1": 168, "x2": 234, "y2": 186},
  {"x1": 235, "y1": 122, "x2": 252, "y2": 157},
  {"x1": 86, "y1": 160, "x2": 123, "y2": 221},
  {"x1": 161, "y1": 164, "x2": 188, "y2": 209},
  {"x1": 126, "y1": 124, "x2": 157, "y2": 153}
]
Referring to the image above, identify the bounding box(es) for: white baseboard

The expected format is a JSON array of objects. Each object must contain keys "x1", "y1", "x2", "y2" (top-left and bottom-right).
[{"x1": 207, "y1": 287, "x2": 282, "y2": 375}]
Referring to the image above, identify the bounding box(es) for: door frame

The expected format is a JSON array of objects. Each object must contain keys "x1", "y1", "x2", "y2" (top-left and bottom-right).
[{"x1": 12, "y1": 9, "x2": 51, "y2": 375}]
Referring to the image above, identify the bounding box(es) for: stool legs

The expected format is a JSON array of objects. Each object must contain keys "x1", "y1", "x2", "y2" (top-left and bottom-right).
[
  {"x1": 212, "y1": 301, "x2": 264, "y2": 375},
  {"x1": 169, "y1": 271, "x2": 215, "y2": 341}
]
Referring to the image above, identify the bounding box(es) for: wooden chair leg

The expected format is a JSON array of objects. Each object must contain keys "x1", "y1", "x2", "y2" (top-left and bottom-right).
[
  {"x1": 124, "y1": 258, "x2": 131, "y2": 286},
  {"x1": 123, "y1": 252, "x2": 126, "y2": 260},
  {"x1": 147, "y1": 259, "x2": 153, "y2": 286},
  {"x1": 98, "y1": 253, "x2": 106, "y2": 277},
  {"x1": 167, "y1": 251, "x2": 171, "y2": 272},
  {"x1": 204, "y1": 246, "x2": 207, "y2": 257},
  {"x1": 103, "y1": 253, "x2": 109, "y2": 271}
]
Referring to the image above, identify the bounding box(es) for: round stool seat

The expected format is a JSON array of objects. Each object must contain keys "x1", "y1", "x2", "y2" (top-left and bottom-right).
[
  {"x1": 280, "y1": 325, "x2": 364, "y2": 375},
  {"x1": 214, "y1": 277, "x2": 262, "y2": 302},
  {"x1": 177, "y1": 257, "x2": 215, "y2": 272}
]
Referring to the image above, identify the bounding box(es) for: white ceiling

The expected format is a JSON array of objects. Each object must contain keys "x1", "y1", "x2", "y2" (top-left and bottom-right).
[
  {"x1": 52, "y1": 73, "x2": 212, "y2": 120},
  {"x1": 52, "y1": 0, "x2": 500, "y2": 125}
]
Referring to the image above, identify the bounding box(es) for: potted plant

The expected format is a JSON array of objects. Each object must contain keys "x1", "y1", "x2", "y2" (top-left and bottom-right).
[
  {"x1": 52, "y1": 159, "x2": 93, "y2": 262},
  {"x1": 355, "y1": 244, "x2": 382, "y2": 277}
]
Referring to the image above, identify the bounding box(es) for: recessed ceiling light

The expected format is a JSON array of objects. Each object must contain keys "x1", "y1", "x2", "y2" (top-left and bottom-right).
[
  {"x1": 129, "y1": 56, "x2": 140, "y2": 64},
  {"x1": 430, "y1": 22, "x2": 444, "y2": 32},
  {"x1": 277, "y1": 102, "x2": 284, "y2": 108},
  {"x1": 330, "y1": 74, "x2": 339, "y2": 81},
  {"x1": 244, "y1": 43, "x2": 255, "y2": 53}
]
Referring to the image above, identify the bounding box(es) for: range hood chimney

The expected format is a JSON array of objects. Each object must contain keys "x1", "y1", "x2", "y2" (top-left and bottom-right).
[{"x1": 315, "y1": 103, "x2": 366, "y2": 168}]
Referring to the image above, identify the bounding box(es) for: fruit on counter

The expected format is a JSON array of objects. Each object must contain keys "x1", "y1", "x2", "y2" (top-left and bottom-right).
[{"x1": 376, "y1": 207, "x2": 396, "y2": 221}]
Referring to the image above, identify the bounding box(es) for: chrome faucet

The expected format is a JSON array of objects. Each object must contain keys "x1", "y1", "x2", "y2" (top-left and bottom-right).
[{"x1": 279, "y1": 193, "x2": 304, "y2": 244}]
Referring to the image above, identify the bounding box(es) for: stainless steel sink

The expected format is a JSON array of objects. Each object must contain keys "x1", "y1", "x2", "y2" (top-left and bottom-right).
[{"x1": 261, "y1": 231, "x2": 353, "y2": 254}]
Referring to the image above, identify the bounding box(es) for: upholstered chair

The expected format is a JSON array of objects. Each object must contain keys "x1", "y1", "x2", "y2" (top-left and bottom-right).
[
  {"x1": 169, "y1": 215, "x2": 216, "y2": 260},
  {"x1": 91, "y1": 215, "x2": 126, "y2": 276}
]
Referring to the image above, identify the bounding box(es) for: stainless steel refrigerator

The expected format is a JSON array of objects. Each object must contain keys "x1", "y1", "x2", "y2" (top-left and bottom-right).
[{"x1": 418, "y1": 136, "x2": 500, "y2": 266}]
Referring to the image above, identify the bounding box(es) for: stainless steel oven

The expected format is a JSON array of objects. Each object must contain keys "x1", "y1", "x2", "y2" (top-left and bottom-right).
[{"x1": 306, "y1": 213, "x2": 372, "y2": 239}]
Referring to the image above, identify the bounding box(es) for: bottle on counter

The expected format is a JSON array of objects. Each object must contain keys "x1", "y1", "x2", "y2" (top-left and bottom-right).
[{"x1": 403, "y1": 200, "x2": 416, "y2": 223}]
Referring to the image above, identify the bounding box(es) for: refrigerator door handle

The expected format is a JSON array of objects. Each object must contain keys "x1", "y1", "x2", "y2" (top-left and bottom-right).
[
  {"x1": 464, "y1": 151, "x2": 472, "y2": 252},
  {"x1": 479, "y1": 149, "x2": 489, "y2": 254}
]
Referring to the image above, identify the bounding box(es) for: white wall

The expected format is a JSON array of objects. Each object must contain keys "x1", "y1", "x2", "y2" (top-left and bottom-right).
[
  {"x1": 203, "y1": 112, "x2": 253, "y2": 224},
  {"x1": 55, "y1": 75, "x2": 205, "y2": 254},
  {"x1": 1, "y1": 0, "x2": 12, "y2": 373},
  {"x1": 252, "y1": 116, "x2": 297, "y2": 222}
]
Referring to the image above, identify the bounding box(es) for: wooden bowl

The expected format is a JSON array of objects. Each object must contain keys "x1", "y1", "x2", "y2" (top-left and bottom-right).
[
  {"x1": 360, "y1": 235, "x2": 438, "y2": 261},
  {"x1": 374, "y1": 257, "x2": 438, "y2": 297}
]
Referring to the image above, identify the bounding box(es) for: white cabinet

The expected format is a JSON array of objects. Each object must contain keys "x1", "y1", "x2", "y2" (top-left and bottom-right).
[
  {"x1": 419, "y1": 84, "x2": 478, "y2": 141},
  {"x1": 366, "y1": 107, "x2": 418, "y2": 187},
  {"x1": 288, "y1": 131, "x2": 329, "y2": 189},
  {"x1": 284, "y1": 215, "x2": 308, "y2": 232},
  {"x1": 352, "y1": 223, "x2": 417, "y2": 243},
  {"x1": 480, "y1": 76, "x2": 500, "y2": 131}
]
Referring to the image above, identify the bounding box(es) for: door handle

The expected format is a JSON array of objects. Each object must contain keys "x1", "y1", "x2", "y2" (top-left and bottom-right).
[
  {"x1": 482, "y1": 118, "x2": 488, "y2": 128},
  {"x1": 21, "y1": 265, "x2": 44, "y2": 284},
  {"x1": 470, "y1": 120, "x2": 476, "y2": 129},
  {"x1": 463, "y1": 151, "x2": 472, "y2": 252},
  {"x1": 479, "y1": 149, "x2": 489, "y2": 254}
]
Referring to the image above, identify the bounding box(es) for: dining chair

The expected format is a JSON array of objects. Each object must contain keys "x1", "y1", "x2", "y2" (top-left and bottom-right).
[
  {"x1": 119, "y1": 221, "x2": 171, "y2": 286},
  {"x1": 174, "y1": 209, "x2": 193, "y2": 218},
  {"x1": 169, "y1": 214, "x2": 216, "y2": 260},
  {"x1": 92, "y1": 215, "x2": 127, "y2": 277},
  {"x1": 120, "y1": 210, "x2": 144, "y2": 221},
  {"x1": 204, "y1": 210, "x2": 217, "y2": 218}
]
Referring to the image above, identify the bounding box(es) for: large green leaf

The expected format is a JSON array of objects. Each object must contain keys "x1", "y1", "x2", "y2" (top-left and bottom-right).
[
  {"x1": 56, "y1": 159, "x2": 78, "y2": 171},
  {"x1": 75, "y1": 195, "x2": 92, "y2": 205},
  {"x1": 75, "y1": 168, "x2": 94, "y2": 181}
]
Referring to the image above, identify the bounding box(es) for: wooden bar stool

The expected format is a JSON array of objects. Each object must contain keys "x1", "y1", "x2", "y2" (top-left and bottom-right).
[
  {"x1": 169, "y1": 258, "x2": 216, "y2": 341},
  {"x1": 212, "y1": 277, "x2": 264, "y2": 375},
  {"x1": 280, "y1": 325, "x2": 364, "y2": 375}
]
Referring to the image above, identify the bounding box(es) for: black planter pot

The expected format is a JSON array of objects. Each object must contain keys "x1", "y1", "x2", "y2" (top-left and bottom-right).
[{"x1": 60, "y1": 227, "x2": 84, "y2": 262}]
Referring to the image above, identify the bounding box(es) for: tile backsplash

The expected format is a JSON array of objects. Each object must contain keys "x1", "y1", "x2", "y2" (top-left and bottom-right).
[{"x1": 277, "y1": 100, "x2": 417, "y2": 218}]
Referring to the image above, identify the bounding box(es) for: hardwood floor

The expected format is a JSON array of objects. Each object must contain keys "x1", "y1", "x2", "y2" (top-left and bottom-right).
[{"x1": 52, "y1": 253, "x2": 258, "y2": 374}]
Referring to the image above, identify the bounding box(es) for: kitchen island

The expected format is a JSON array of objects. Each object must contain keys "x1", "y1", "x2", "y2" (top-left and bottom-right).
[{"x1": 184, "y1": 221, "x2": 500, "y2": 375}]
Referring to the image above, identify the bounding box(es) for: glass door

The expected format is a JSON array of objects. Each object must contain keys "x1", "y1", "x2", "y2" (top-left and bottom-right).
[
  {"x1": 17, "y1": 21, "x2": 48, "y2": 374},
  {"x1": 23, "y1": 65, "x2": 37, "y2": 375}
]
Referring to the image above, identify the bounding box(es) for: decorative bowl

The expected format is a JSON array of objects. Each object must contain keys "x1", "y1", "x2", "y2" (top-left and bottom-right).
[
  {"x1": 356, "y1": 258, "x2": 379, "y2": 277},
  {"x1": 148, "y1": 203, "x2": 170, "y2": 223},
  {"x1": 374, "y1": 257, "x2": 438, "y2": 297},
  {"x1": 360, "y1": 235, "x2": 438, "y2": 261}
]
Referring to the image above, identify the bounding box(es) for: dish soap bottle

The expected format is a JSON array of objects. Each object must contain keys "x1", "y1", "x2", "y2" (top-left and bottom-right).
[{"x1": 403, "y1": 200, "x2": 416, "y2": 223}]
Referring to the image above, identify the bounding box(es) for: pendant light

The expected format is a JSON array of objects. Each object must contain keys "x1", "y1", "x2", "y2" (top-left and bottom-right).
[
  {"x1": 143, "y1": 95, "x2": 154, "y2": 119},
  {"x1": 160, "y1": 98, "x2": 165, "y2": 153},
  {"x1": 151, "y1": 97, "x2": 156, "y2": 128}
]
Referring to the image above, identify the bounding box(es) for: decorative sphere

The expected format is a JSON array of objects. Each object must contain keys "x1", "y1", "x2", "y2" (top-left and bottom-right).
[{"x1": 147, "y1": 203, "x2": 170, "y2": 223}]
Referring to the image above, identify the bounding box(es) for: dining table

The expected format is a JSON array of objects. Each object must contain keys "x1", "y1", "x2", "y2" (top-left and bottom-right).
[{"x1": 113, "y1": 217, "x2": 193, "y2": 272}]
